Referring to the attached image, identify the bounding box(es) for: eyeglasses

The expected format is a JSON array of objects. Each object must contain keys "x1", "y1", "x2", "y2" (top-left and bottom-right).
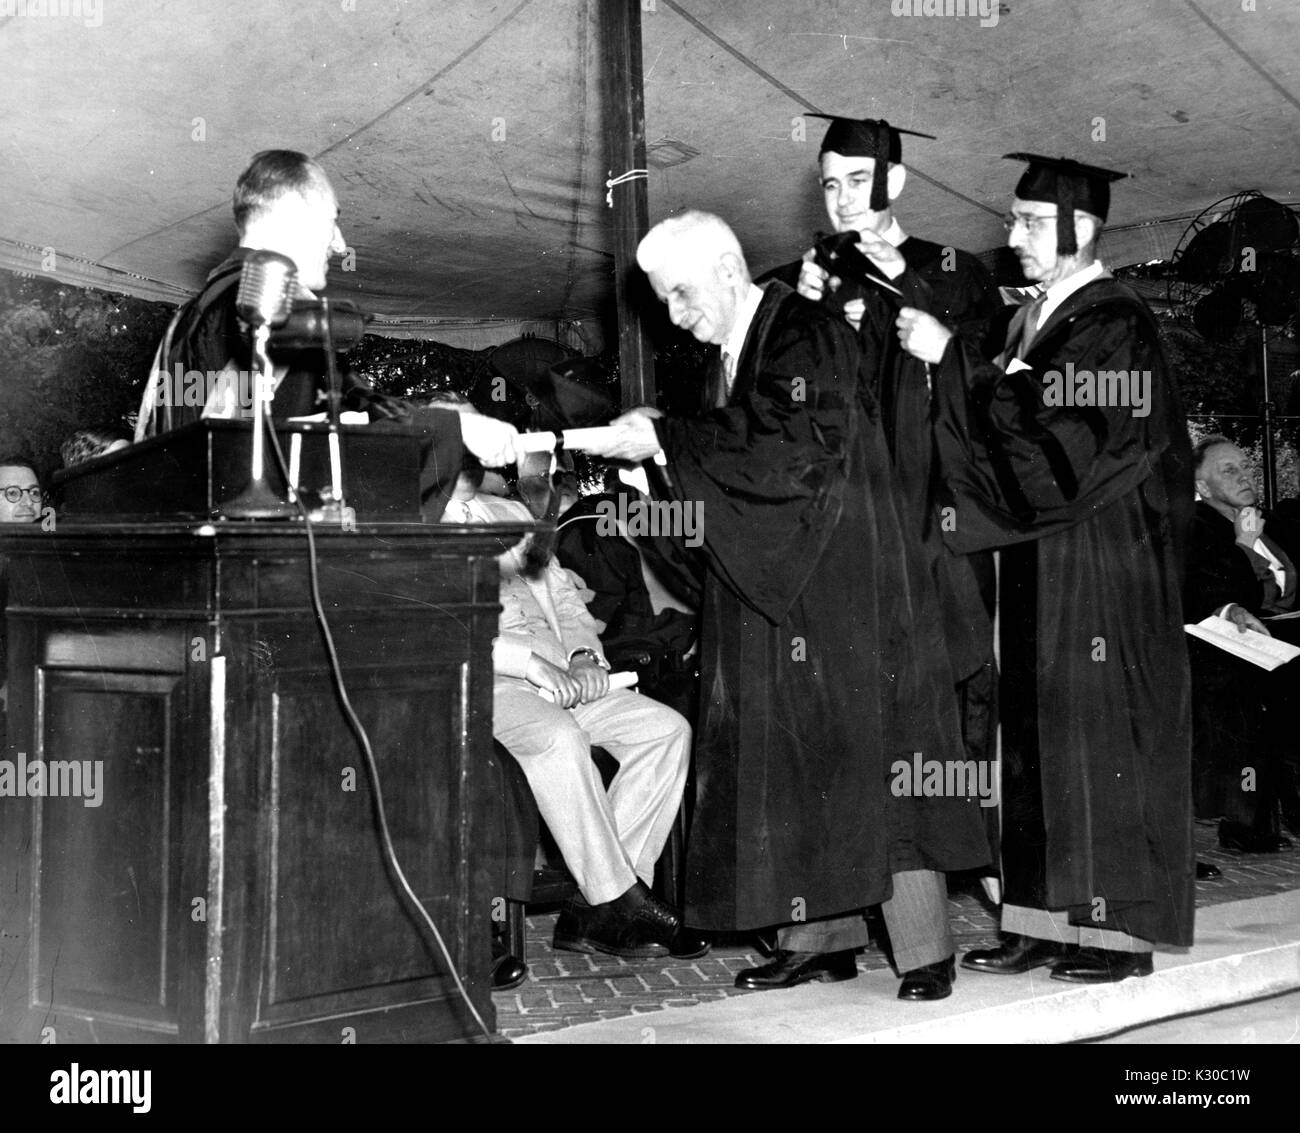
[
  {"x1": 1002, "y1": 213, "x2": 1058, "y2": 234},
  {"x1": 2, "y1": 486, "x2": 43, "y2": 505}
]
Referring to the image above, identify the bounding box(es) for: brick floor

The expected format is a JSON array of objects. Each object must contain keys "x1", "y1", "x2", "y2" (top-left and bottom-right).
[{"x1": 492, "y1": 819, "x2": 1300, "y2": 1039}]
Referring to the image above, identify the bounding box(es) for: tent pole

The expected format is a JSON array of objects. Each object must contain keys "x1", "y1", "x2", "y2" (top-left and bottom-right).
[{"x1": 600, "y1": 0, "x2": 656, "y2": 409}]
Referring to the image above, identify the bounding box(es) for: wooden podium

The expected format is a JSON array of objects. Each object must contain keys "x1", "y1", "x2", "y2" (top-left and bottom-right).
[{"x1": 0, "y1": 424, "x2": 534, "y2": 1043}]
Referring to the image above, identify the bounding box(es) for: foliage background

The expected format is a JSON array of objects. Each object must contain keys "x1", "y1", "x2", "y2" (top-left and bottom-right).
[{"x1": 1, "y1": 268, "x2": 1297, "y2": 497}]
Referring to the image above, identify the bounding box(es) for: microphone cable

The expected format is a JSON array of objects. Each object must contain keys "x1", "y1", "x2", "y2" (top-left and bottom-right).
[{"x1": 260, "y1": 395, "x2": 494, "y2": 1043}]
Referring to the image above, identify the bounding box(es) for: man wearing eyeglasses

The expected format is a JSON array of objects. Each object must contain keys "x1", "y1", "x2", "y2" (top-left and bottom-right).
[
  {"x1": 0, "y1": 455, "x2": 44, "y2": 740},
  {"x1": 0, "y1": 457, "x2": 43, "y2": 524},
  {"x1": 894, "y1": 154, "x2": 1195, "y2": 984}
]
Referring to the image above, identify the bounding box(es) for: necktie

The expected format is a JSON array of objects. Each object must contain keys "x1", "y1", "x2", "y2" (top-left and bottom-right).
[
  {"x1": 1019, "y1": 294, "x2": 1047, "y2": 356},
  {"x1": 995, "y1": 285, "x2": 1047, "y2": 369},
  {"x1": 710, "y1": 350, "x2": 729, "y2": 408}
]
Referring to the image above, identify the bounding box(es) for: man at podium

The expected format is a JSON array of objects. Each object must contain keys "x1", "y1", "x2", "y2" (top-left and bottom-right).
[{"x1": 133, "y1": 149, "x2": 518, "y2": 510}]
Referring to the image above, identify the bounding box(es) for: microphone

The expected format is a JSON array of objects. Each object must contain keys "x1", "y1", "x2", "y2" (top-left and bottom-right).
[
  {"x1": 222, "y1": 249, "x2": 299, "y2": 519},
  {"x1": 236, "y1": 250, "x2": 297, "y2": 328}
]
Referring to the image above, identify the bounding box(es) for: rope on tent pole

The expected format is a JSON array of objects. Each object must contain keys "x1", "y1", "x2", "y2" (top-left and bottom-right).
[{"x1": 605, "y1": 168, "x2": 648, "y2": 208}]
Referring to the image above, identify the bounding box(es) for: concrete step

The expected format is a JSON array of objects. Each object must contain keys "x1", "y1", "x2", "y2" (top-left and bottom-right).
[{"x1": 515, "y1": 889, "x2": 1300, "y2": 1044}]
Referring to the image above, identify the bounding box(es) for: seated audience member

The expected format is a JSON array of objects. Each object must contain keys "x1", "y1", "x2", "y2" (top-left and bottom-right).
[
  {"x1": 0, "y1": 456, "x2": 44, "y2": 525},
  {"x1": 0, "y1": 454, "x2": 44, "y2": 739},
  {"x1": 443, "y1": 462, "x2": 705, "y2": 966},
  {"x1": 1185, "y1": 436, "x2": 1300, "y2": 850},
  {"x1": 60, "y1": 426, "x2": 132, "y2": 469},
  {"x1": 553, "y1": 471, "x2": 699, "y2": 722}
]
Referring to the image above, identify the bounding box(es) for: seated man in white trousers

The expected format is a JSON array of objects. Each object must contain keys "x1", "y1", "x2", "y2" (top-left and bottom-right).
[{"x1": 446, "y1": 467, "x2": 705, "y2": 960}]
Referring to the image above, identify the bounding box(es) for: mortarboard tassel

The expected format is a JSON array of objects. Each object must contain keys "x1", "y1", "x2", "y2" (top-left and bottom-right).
[
  {"x1": 1056, "y1": 173, "x2": 1077, "y2": 256},
  {"x1": 870, "y1": 119, "x2": 891, "y2": 213}
]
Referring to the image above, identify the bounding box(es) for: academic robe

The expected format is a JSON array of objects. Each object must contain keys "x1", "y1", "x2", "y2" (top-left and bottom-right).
[
  {"x1": 143, "y1": 248, "x2": 464, "y2": 520},
  {"x1": 764, "y1": 237, "x2": 1001, "y2": 861},
  {"x1": 651, "y1": 280, "x2": 990, "y2": 931},
  {"x1": 932, "y1": 274, "x2": 1195, "y2": 947},
  {"x1": 764, "y1": 238, "x2": 998, "y2": 681}
]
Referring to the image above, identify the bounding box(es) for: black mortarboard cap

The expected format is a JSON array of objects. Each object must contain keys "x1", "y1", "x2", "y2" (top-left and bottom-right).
[
  {"x1": 1004, "y1": 152, "x2": 1128, "y2": 256},
  {"x1": 810, "y1": 114, "x2": 935, "y2": 212}
]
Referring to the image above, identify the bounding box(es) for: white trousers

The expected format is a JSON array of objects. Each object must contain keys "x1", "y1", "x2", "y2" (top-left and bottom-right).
[{"x1": 493, "y1": 683, "x2": 691, "y2": 906}]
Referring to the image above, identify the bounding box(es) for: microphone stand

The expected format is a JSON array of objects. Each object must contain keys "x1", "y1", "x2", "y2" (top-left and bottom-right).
[
  {"x1": 223, "y1": 323, "x2": 296, "y2": 519},
  {"x1": 317, "y1": 298, "x2": 354, "y2": 528}
]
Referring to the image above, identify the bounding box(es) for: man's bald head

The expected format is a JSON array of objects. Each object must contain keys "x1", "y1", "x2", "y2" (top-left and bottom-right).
[{"x1": 636, "y1": 211, "x2": 752, "y2": 345}]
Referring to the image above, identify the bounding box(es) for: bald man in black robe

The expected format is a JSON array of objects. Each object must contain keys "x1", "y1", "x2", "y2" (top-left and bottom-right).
[{"x1": 587, "y1": 210, "x2": 991, "y2": 1000}]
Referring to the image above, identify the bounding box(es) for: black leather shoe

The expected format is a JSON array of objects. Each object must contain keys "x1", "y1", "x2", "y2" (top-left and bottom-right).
[
  {"x1": 551, "y1": 893, "x2": 670, "y2": 956},
  {"x1": 961, "y1": 934, "x2": 1075, "y2": 975},
  {"x1": 667, "y1": 927, "x2": 712, "y2": 960},
  {"x1": 491, "y1": 952, "x2": 528, "y2": 991},
  {"x1": 490, "y1": 933, "x2": 528, "y2": 991},
  {"x1": 1219, "y1": 822, "x2": 1293, "y2": 854},
  {"x1": 734, "y1": 949, "x2": 858, "y2": 990},
  {"x1": 898, "y1": 956, "x2": 955, "y2": 1001},
  {"x1": 615, "y1": 883, "x2": 712, "y2": 959},
  {"x1": 1050, "y1": 947, "x2": 1153, "y2": 983},
  {"x1": 614, "y1": 882, "x2": 713, "y2": 958},
  {"x1": 1196, "y1": 860, "x2": 1222, "y2": 880},
  {"x1": 548, "y1": 883, "x2": 676, "y2": 956},
  {"x1": 621, "y1": 884, "x2": 682, "y2": 942}
]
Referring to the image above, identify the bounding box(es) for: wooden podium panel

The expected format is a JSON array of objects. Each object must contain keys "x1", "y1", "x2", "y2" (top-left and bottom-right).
[
  {"x1": 52, "y1": 419, "x2": 426, "y2": 522},
  {"x1": 0, "y1": 519, "x2": 530, "y2": 1044}
]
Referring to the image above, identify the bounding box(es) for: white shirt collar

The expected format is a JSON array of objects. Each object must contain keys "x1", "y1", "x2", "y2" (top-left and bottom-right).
[
  {"x1": 880, "y1": 217, "x2": 907, "y2": 248},
  {"x1": 1037, "y1": 259, "x2": 1107, "y2": 326},
  {"x1": 721, "y1": 283, "x2": 765, "y2": 384}
]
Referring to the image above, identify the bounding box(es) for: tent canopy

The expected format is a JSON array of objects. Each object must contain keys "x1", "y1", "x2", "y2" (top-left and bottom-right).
[{"x1": 2, "y1": 0, "x2": 1297, "y2": 351}]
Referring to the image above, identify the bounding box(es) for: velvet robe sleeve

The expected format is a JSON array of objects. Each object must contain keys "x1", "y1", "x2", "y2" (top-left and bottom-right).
[
  {"x1": 913, "y1": 245, "x2": 1001, "y2": 355},
  {"x1": 931, "y1": 289, "x2": 1184, "y2": 554}
]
